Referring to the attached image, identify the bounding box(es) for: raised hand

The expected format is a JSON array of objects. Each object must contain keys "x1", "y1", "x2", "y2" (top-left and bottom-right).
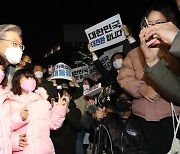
[
  {"x1": 20, "y1": 106, "x2": 28, "y2": 121},
  {"x1": 19, "y1": 133, "x2": 28, "y2": 147}
]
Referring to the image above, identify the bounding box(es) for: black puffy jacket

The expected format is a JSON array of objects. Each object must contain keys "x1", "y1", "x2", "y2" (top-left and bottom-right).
[{"x1": 103, "y1": 112, "x2": 150, "y2": 154}]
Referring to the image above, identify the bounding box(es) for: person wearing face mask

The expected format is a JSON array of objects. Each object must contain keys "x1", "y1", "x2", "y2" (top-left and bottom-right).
[
  {"x1": 0, "y1": 24, "x2": 24, "y2": 89},
  {"x1": 111, "y1": 52, "x2": 124, "y2": 72},
  {"x1": 9, "y1": 68, "x2": 68, "y2": 154},
  {"x1": 90, "y1": 50, "x2": 126, "y2": 99},
  {"x1": 75, "y1": 77, "x2": 95, "y2": 115},
  {"x1": 0, "y1": 24, "x2": 24, "y2": 66},
  {"x1": 112, "y1": 58, "x2": 123, "y2": 70},
  {"x1": 50, "y1": 88, "x2": 82, "y2": 154},
  {"x1": 0, "y1": 25, "x2": 28, "y2": 153},
  {"x1": 7, "y1": 54, "x2": 33, "y2": 89},
  {"x1": 74, "y1": 77, "x2": 95, "y2": 154},
  {"x1": 90, "y1": 92, "x2": 150, "y2": 154},
  {"x1": 0, "y1": 55, "x2": 21, "y2": 154},
  {"x1": 33, "y1": 64, "x2": 57, "y2": 102}
]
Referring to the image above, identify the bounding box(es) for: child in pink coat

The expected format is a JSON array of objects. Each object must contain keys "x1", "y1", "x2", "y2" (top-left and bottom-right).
[{"x1": 9, "y1": 68, "x2": 67, "y2": 154}]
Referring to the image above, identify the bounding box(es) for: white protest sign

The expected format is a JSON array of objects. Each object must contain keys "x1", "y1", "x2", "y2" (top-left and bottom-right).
[
  {"x1": 72, "y1": 65, "x2": 89, "y2": 83},
  {"x1": 50, "y1": 62, "x2": 72, "y2": 81},
  {"x1": 88, "y1": 64, "x2": 102, "y2": 82},
  {"x1": 89, "y1": 45, "x2": 123, "y2": 77},
  {"x1": 85, "y1": 14, "x2": 126, "y2": 52},
  {"x1": 71, "y1": 45, "x2": 123, "y2": 83}
]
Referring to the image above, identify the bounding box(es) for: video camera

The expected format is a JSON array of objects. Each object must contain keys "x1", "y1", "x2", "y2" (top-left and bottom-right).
[
  {"x1": 84, "y1": 82, "x2": 132, "y2": 115},
  {"x1": 97, "y1": 85, "x2": 114, "y2": 107},
  {"x1": 96, "y1": 85, "x2": 132, "y2": 113}
]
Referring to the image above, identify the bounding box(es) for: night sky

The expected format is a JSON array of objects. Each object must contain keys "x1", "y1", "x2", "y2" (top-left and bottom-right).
[{"x1": 0, "y1": 0, "x2": 178, "y2": 68}]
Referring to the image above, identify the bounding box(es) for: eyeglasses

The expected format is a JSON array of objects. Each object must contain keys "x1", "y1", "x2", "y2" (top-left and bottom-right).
[
  {"x1": 0, "y1": 39, "x2": 25, "y2": 51},
  {"x1": 147, "y1": 21, "x2": 167, "y2": 26},
  {"x1": 140, "y1": 17, "x2": 167, "y2": 29}
]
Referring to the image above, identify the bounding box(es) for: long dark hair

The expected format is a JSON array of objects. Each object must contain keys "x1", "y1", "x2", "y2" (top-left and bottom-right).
[
  {"x1": 82, "y1": 77, "x2": 95, "y2": 87},
  {"x1": 0, "y1": 55, "x2": 7, "y2": 88},
  {"x1": 11, "y1": 68, "x2": 38, "y2": 95},
  {"x1": 144, "y1": 3, "x2": 178, "y2": 26}
]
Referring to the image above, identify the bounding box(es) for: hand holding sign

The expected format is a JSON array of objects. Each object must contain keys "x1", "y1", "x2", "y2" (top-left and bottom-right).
[{"x1": 85, "y1": 14, "x2": 126, "y2": 52}]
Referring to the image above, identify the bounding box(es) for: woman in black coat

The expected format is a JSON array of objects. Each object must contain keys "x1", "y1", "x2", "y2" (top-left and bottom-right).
[{"x1": 50, "y1": 88, "x2": 82, "y2": 154}]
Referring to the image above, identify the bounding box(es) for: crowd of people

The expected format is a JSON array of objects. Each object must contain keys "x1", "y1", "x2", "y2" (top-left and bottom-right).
[{"x1": 0, "y1": 1, "x2": 180, "y2": 154}]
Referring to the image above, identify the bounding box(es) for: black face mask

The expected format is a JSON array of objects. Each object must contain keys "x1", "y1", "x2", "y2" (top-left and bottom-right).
[
  {"x1": 24, "y1": 62, "x2": 32, "y2": 70},
  {"x1": 115, "y1": 98, "x2": 132, "y2": 112}
]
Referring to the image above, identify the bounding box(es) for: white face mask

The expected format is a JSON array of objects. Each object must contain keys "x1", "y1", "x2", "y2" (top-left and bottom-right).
[
  {"x1": 34, "y1": 71, "x2": 43, "y2": 79},
  {"x1": 113, "y1": 59, "x2": 123, "y2": 70},
  {"x1": 5, "y1": 47, "x2": 23, "y2": 65}
]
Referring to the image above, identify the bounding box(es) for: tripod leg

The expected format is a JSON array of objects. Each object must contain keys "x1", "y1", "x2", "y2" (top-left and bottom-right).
[
  {"x1": 92, "y1": 127, "x2": 98, "y2": 154},
  {"x1": 97, "y1": 122, "x2": 104, "y2": 154}
]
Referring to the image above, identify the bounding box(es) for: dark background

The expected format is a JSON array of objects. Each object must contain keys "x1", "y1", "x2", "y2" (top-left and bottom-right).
[{"x1": 0, "y1": 0, "x2": 178, "y2": 69}]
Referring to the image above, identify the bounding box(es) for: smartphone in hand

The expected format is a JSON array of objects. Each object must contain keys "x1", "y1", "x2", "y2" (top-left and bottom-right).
[
  {"x1": 140, "y1": 17, "x2": 149, "y2": 29},
  {"x1": 140, "y1": 17, "x2": 159, "y2": 41}
]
